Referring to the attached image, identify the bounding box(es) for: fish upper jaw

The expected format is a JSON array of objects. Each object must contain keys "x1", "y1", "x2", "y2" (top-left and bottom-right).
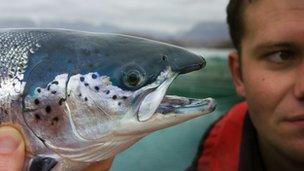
[{"x1": 170, "y1": 51, "x2": 206, "y2": 74}]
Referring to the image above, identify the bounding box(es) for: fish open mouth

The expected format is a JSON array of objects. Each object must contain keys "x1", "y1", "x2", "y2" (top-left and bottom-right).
[
  {"x1": 157, "y1": 95, "x2": 216, "y2": 115},
  {"x1": 133, "y1": 67, "x2": 216, "y2": 122}
]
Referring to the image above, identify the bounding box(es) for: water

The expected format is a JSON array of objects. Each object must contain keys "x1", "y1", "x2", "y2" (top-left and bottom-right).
[{"x1": 111, "y1": 48, "x2": 242, "y2": 171}]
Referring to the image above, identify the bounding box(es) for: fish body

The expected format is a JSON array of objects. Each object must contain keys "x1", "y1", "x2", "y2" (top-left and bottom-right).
[{"x1": 0, "y1": 29, "x2": 216, "y2": 170}]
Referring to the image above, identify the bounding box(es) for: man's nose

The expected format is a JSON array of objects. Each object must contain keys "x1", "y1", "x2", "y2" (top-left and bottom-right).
[{"x1": 294, "y1": 64, "x2": 304, "y2": 100}]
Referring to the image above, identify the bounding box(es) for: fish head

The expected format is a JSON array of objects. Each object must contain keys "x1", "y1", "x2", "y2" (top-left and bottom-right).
[
  {"x1": 20, "y1": 31, "x2": 216, "y2": 161},
  {"x1": 80, "y1": 35, "x2": 215, "y2": 135}
]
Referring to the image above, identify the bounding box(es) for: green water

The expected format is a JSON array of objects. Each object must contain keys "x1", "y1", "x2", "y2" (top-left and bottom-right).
[{"x1": 111, "y1": 48, "x2": 242, "y2": 171}]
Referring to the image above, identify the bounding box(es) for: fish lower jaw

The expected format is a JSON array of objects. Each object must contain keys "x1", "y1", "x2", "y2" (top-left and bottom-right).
[{"x1": 156, "y1": 95, "x2": 216, "y2": 116}]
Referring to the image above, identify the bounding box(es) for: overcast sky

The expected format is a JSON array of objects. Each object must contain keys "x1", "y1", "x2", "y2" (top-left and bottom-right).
[{"x1": 0, "y1": 0, "x2": 228, "y2": 33}]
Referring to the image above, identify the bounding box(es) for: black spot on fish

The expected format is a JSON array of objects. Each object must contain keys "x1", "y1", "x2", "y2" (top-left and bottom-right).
[
  {"x1": 94, "y1": 86, "x2": 99, "y2": 91},
  {"x1": 45, "y1": 106, "x2": 51, "y2": 113},
  {"x1": 122, "y1": 96, "x2": 128, "y2": 100},
  {"x1": 104, "y1": 90, "x2": 110, "y2": 94},
  {"x1": 92, "y1": 74, "x2": 97, "y2": 79},
  {"x1": 37, "y1": 88, "x2": 41, "y2": 93},
  {"x1": 53, "y1": 117, "x2": 59, "y2": 122},
  {"x1": 34, "y1": 99, "x2": 40, "y2": 105},
  {"x1": 118, "y1": 102, "x2": 121, "y2": 106},
  {"x1": 78, "y1": 93, "x2": 82, "y2": 97},
  {"x1": 52, "y1": 81, "x2": 59, "y2": 85},
  {"x1": 12, "y1": 83, "x2": 15, "y2": 86},
  {"x1": 112, "y1": 95, "x2": 117, "y2": 100},
  {"x1": 35, "y1": 114, "x2": 41, "y2": 120},
  {"x1": 84, "y1": 83, "x2": 89, "y2": 87},
  {"x1": 84, "y1": 97, "x2": 88, "y2": 101},
  {"x1": 51, "y1": 91, "x2": 57, "y2": 94},
  {"x1": 47, "y1": 85, "x2": 51, "y2": 91},
  {"x1": 58, "y1": 98, "x2": 65, "y2": 105},
  {"x1": 80, "y1": 77, "x2": 85, "y2": 82}
]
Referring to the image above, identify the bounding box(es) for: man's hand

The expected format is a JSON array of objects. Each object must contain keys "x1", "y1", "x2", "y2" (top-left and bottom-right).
[
  {"x1": 0, "y1": 126, "x2": 25, "y2": 171},
  {"x1": 0, "y1": 126, "x2": 114, "y2": 171}
]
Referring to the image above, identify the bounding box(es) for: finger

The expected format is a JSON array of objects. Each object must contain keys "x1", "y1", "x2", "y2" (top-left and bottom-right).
[
  {"x1": 0, "y1": 126, "x2": 25, "y2": 171},
  {"x1": 83, "y1": 157, "x2": 115, "y2": 171}
]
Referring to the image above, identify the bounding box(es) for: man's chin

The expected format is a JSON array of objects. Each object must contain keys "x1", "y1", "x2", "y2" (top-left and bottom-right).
[
  {"x1": 265, "y1": 131, "x2": 304, "y2": 163},
  {"x1": 280, "y1": 142, "x2": 304, "y2": 163}
]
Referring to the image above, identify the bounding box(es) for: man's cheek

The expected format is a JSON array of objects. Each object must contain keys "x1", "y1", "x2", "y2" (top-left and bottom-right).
[{"x1": 244, "y1": 77, "x2": 275, "y2": 115}]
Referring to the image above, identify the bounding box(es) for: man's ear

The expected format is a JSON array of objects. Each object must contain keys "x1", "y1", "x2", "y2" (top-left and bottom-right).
[{"x1": 228, "y1": 51, "x2": 246, "y2": 97}]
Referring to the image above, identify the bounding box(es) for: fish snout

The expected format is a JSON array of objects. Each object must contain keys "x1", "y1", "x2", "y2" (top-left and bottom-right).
[{"x1": 170, "y1": 54, "x2": 206, "y2": 74}]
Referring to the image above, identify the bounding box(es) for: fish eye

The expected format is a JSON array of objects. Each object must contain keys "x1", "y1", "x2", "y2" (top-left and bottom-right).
[{"x1": 123, "y1": 70, "x2": 143, "y2": 88}]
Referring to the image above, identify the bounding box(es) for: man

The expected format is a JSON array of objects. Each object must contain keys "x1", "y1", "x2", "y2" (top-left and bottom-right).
[{"x1": 191, "y1": 0, "x2": 304, "y2": 170}]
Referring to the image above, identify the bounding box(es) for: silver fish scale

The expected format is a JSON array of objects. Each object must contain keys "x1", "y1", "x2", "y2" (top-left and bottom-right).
[{"x1": 0, "y1": 31, "x2": 50, "y2": 85}]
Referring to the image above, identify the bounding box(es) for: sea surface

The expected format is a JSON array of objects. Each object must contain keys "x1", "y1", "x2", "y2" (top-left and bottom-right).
[{"x1": 111, "y1": 48, "x2": 242, "y2": 171}]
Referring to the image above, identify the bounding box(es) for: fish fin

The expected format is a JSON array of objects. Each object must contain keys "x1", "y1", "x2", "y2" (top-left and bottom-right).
[{"x1": 29, "y1": 156, "x2": 58, "y2": 171}]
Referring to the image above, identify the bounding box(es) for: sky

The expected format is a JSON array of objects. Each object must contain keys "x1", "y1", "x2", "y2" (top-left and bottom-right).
[{"x1": 0, "y1": 0, "x2": 228, "y2": 34}]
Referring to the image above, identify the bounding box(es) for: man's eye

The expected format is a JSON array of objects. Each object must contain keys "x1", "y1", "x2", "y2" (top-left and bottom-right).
[{"x1": 266, "y1": 50, "x2": 295, "y2": 63}]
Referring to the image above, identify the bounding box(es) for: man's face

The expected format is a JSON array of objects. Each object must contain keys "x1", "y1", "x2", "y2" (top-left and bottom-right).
[{"x1": 230, "y1": 0, "x2": 304, "y2": 161}]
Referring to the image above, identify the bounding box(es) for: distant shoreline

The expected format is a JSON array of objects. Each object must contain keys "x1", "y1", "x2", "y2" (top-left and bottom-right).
[{"x1": 187, "y1": 48, "x2": 232, "y2": 58}]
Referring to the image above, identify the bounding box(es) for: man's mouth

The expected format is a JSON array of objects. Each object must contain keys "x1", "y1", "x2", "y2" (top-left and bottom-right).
[
  {"x1": 284, "y1": 115, "x2": 304, "y2": 122},
  {"x1": 283, "y1": 114, "x2": 304, "y2": 126}
]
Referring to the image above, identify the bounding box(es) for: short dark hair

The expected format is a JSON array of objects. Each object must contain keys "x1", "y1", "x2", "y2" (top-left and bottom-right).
[{"x1": 226, "y1": 0, "x2": 253, "y2": 52}]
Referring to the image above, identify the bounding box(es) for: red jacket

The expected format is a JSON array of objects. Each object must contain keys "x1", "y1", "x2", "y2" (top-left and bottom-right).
[{"x1": 196, "y1": 102, "x2": 249, "y2": 171}]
